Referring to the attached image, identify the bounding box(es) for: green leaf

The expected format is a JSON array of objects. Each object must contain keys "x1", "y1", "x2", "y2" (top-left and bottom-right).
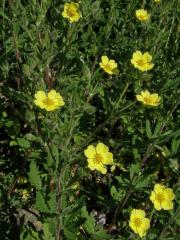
[
  {"x1": 92, "y1": 230, "x2": 112, "y2": 240},
  {"x1": 171, "y1": 139, "x2": 180, "y2": 154},
  {"x1": 110, "y1": 185, "x2": 125, "y2": 201},
  {"x1": 153, "y1": 120, "x2": 163, "y2": 136},
  {"x1": 0, "y1": 10, "x2": 11, "y2": 22},
  {"x1": 81, "y1": 206, "x2": 89, "y2": 218},
  {"x1": 17, "y1": 137, "x2": 30, "y2": 149},
  {"x1": 47, "y1": 193, "x2": 56, "y2": 213},
  {"x1": 64, "y1": 228, "x2": 76, "y2": 240},
  {"x1": 84, "y1": 214, "x2": 96, "y2": 234},
  {"x1": 36, "y1": 191, "x2": 49, "y2": 213},
  {"x1": 43, "y1": 223, "x2": 54, "y2": 240},
  {"x1": 134, "y1": 175, "x2": 154, "y2": 190},
  {"x1": 115, "y1": 176, "x2": 130, "y2": 186},
  {"x1": 146, "y1": 119, "x2": 152, "y2": 139},
  {"x1": 129, "y1": 163, "x2": 140, "y2": 179},
  {"x1": 28, "y1": 161, "x2": 42, "y2": 190}
]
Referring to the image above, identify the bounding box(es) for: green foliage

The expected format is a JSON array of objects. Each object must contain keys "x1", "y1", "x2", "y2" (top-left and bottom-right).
[{"x1": 0, "y1": 0, "x2": 179, "y2": 239}]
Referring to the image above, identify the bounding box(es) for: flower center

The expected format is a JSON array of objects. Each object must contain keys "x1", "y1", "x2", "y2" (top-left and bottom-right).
[
  {"x1": 94, "y1": 154, "x2": 103, "y2": 164},
  {"x1": 43, "y1": 97, "x2": 54, "y2": 107},
  {"x1": 143, "y1": 97, "x2": 152, "y2": 104},
  {"x1": 67, "y1": 8, "x2": 76, "y2": 17},
  {"x1": 134, "y1": 218, "x2": 142, "y2": 228},
  {"x1": 104, "y1": 64, "x2": 113, "y2": 71},
  {"x1": 155, "y1": 193, "x2": 165, "y2": 204},
  {"x1": 136, "y1": 59, "x2": 146, "y2": 67}
]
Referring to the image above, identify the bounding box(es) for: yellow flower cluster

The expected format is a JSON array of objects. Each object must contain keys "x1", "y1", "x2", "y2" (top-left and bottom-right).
[
  {"x1": 34, "y1": 90, "x2": 65, "y2": 111},
  {"x1": 129, "y1": 184, "x2": 175, "y2": 237},
  {"x1": 32, "y1": 3, "x2": 174, "y2": 239},
  {"x1": 62, "y1": 2, "x2": 81, "y2": 23}
]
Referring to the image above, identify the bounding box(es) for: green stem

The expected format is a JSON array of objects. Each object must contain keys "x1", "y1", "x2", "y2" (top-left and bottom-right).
[{"x1": 114, "y1": 83, "x2": 130, "y2": 110}]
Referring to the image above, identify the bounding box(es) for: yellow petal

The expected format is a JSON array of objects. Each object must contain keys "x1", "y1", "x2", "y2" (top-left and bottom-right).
[
  {"x1": 137, "y1": 228, "x2": 146, "y2": 238},
  {"x1": 133, "y1": 51, "x2": 143, "y2": 59},
  {"x1": 146, "y1": 63, "x2": 154, "y2": 70},
  {"x1": 154, "y1": 201, "x2": 162, "y2": 211},
  {"x1": 96, "y1": 142, "x2": 109, "y2": 154},
  {"x1": 143, "y1": 52, "x2": 152, "y2": 62},
  {"x1": 101, "y1": 56, "x2": 109, "y2": 64},
  {"x1": 109, "y1": 60, "x2": 118, "y2": 69},
  {"x1": 165, "y1": 188, "x2": 175, "y2": 200},
  {"x1": 154, "y1": 183, "x2": 165, "y2": 193},
  {"x1": 84, "y1": 145, "x2": 96, "y2": 159},
  {"x1": 48, "y1": 89, "x2": 58, "y2": 98},
  {"x1": 101, "y1": 152, "x2": 113, "y2": 164},
  {"x1": 142, "y1": 218, "x2": 150, "y2": 230},
  {"x1": 150, "y1": 191, "x2": 156, "y2": 202},
  {"x1": 162, "y1": 200, "x2": 173, "y2": 210},
  {"x1": 96, "y1": 165, "x2": 107, "y2": 174},
  {"x1": 141, "y1": 90, "x2": 150, "y2": 98},
  {"x1": 136, "y1": 95, "x2": 143, "y2": 101},
  {"x1": 151, "y1": 93, "x2": 159, "y2": 100},
  {"x1": 87, "y1": 160, "x2": 96, "y2": 170},
  {"x1": 35, "y1": 91, "x2": 46, "y2": 100},
  {"x1": 130, "y1": 209, "x2": 145, "y2": 220}
]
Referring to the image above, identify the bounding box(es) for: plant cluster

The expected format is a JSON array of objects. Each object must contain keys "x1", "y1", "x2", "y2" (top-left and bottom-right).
[{"x1": 0, "y1": 0, "x2": 179, "y2": 240}]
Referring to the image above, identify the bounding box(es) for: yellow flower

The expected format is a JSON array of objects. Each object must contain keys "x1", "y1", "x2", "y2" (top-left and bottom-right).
[
  {"x1": 154, "y1": 0, "x2": 161, "y2": 3},
  {"x1": 150, "y1": 184, "x2": 175, "y2": 211},
  {"x1": 136, "y1": 9, "x2": 150, "y2": 21},
  {"x1": 99, "y1": 56, "x2": 118, "y2": 75},
  {"x1": 84, "y1": 142, "x2": 113, "y2": 174},
  {"x1": 34, "y1": 90, "x2": 65, "y2": 111},
  {"x1": 62, "y1": 2, "x2": 81, "y2": 23},
  {"x1": 136, "y1": 90, "x2": 161, "y2": 106},
  {"x1": 131, "y1": 51, "x2": 154, "y2": 71},
  {"x1": 129, "y1": 209, "x2": 150, "y2": 238}
]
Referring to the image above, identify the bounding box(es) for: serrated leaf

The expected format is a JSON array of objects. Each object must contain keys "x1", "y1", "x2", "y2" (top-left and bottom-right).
[
  {"x1": 129, "y1": 163, "x2": 140, "y2": 179},
  {"x1": 47, "y1": 193, "x2": 56, "y2": 213},
  {"x1": 28, "y1": 161, "x2": 42, "y2": 190},
  {"x1": 43, "y1": 223, "x2": 54, "y2": 240},
  {"x1": 36, "y1": 191, "x2": 49, "y2": 213},
  {"x1": 115, "y1": 176, "x2": 130, "y2": 186},
  {"x1": 135, "y1": 175, "x2": 153, "y2": 190},
  {"x1": 64, "y1": 228, "x2": 76, "y2": 240},
  {"x1": 84, "y1": 214, "x2": 96, "y2": 234}
]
